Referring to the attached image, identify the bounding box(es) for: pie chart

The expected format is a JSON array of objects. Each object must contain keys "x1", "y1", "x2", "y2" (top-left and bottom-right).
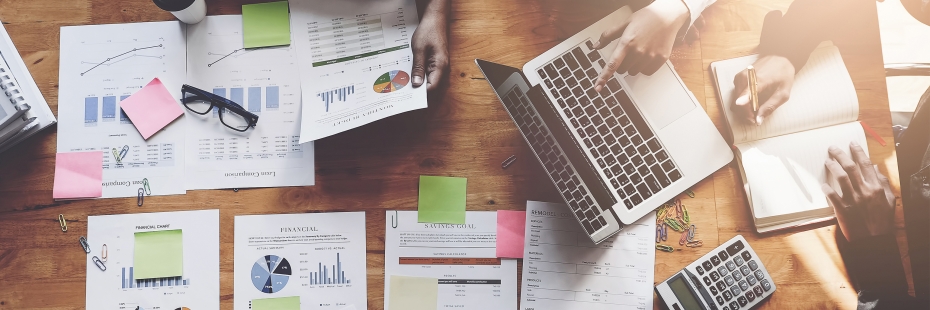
[
  {"x1": 373, "y1": 70, "x2": 409, "y2": 93},
  {"x1": 251, "y1": 255, "x2": 292, "y2": 293}
]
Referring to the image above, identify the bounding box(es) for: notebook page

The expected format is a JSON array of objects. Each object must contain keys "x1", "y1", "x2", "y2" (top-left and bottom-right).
[
  {"x1": 714, "y1": 43, "x2": 859, "y2": 144},
  {"x1": 735, "y1": 122, "x2": 866, "y2": 219}
]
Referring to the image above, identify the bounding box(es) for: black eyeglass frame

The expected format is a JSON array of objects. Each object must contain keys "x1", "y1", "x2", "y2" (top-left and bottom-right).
[{"x1": 181, "y1": 84, "x2": 259, "y2": 132}]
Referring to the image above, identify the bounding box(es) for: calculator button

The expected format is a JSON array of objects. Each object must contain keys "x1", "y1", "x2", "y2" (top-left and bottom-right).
[
  {"x1": 716, "y1": 281, "x2": 728, "y2": 291},
  {"x1": 721, "y1": 306, "x2": 730, "y2": 310},
  {"x1": 710, "y1": 271, "x2": 720, "y2": 281},
  {"x1": 722, "y1": 290, "x2": 733, "y2": 301},
  {"x1": 724, "y1": 275, "x2": 735, "y2": 286},
  {"x1": 754, "y1": 270, "x2": 765, "y2": 280},
  {"x1": 741, "y1": 250, "x2": 752, "y2": 261},
  {"x1": 738, "y1": 296, "x2": 749, "y2": 307},
  {"x1": 739, "y1": 280, "x2": 750, "y2": 291},
  {"x1": 748, "y1": 260, "x2": 759, "y2": 271},
  {"x1": 703, "y1": 276, "x2": 712, "y2": 286},
  {"x1": 716, "y1": 295, "x2": 726, "y2": 305},
  {"x1": 726, "y1": 240, "x2": 745, "y2": 256},
  {"x1": 729, "y1": 285, "x2": 741, "y2": 296},
  {"x1": 729, "y1": 301, "x2": 739, "y2": 310},
  {"x1": 718, "y1": 250, "x2": 729, "y2": 261},
  {"x1": 746, "y1": 290, "x2": 756, "y2": 302},
  {"x1": 753, "y1": 285, "x2": 764, "y2": 296},
  {"x1": 734, "y1": 256, "x2": 744, "y2": 266},
  {"x1": 747, "y1": 274, "x2": 757, "y2": 286},
  {"x1": 711, "y1": 255, "x2": 722, "y2": 266},
  {"x1": 740, "y1": 265, "x2": 751, "y2": 276},
  {"x1": 718, "y1": 266, "x2": 729, "y2": 277},
  {"x1": 761, "y1": 279, "x2": 772, "y2": 291},
  {"x1": 703, "y1": 260, "x2": 714, "y2": 271},
  {"x1": 696, "y1": 265, "x2": 705, "y2": 275},
  {"x1": 726, "y1": 261, "x2": 737, "y2": 271},
  {"x1": 732, "y1": 270, "x2": 742, "y2": 281},
  {"x1": 710, "y1": 285, "x2": 719, "y2": 295}
]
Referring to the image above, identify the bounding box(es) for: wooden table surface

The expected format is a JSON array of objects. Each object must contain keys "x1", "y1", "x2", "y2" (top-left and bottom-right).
[{"x1": 0, "y1": 0, "x2": 913, "y2": 309}]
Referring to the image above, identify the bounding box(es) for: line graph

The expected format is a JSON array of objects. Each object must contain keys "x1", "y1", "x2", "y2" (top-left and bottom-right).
[
  {"x1": 207, "y1": 48, "x2": 244, "y2": 67},
  {"x1": 80, "y1": 44, "x2": 164, "y2": 76}
]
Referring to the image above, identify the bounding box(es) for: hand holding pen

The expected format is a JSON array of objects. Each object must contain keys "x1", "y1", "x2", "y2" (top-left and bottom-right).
[{"x1": 732, "y1": 55, "x2": 797, "y2": 125}]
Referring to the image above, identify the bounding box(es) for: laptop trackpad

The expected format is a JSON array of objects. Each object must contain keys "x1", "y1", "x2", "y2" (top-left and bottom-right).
[{"x1": 623, "y1": 63, "x2": 695, "y2": 130}]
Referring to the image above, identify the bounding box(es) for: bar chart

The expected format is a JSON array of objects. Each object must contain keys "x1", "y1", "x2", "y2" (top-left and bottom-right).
[
  {"x1": 309, "y1": 253, "x2": 352, "y2": 285},
  {"x1": 83, "y1": 95, "x2": 136, "y2": 127},
  {"x1": 317, "y1": 85, "x2": 355, "y2": 112},
  {"x1": 209, "y1": 86, "x2": 281, "y2": 116},
  {"x1": 121, "y1": 267, "x2": 191, "y2": 289}
]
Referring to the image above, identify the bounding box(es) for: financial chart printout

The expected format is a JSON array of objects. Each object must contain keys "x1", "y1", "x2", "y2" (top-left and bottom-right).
[
  {"x1": 521, "y1": 201, "x2": 656, "y2": 310},
  {"x1": 289, "y1": 0, "x2": 428, "y2": 143},
  {"x1": 186, "y1": 15, "x2": 315, "y2": 190},
  {"x1": 85, "y1": 209, "x2": 220, "y2": 310},
  {"x1": 58, "y1": 21, "x2": 187, "y2": 198},
  {"x1": 234, "y1": 212, "x2": 368, "y2": 310},
  {"x1": 384, "y1": 211, "x2": 518, "y2": 310}
]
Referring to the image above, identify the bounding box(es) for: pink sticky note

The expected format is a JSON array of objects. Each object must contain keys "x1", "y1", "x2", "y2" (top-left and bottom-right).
[
  {"x1": 52, "y1": 151, "x2": 103, "y2": 199},
  {"x1": 496, "y1": 210, "x2": 527, "y2": 259},
  {"x1": 119, "y1": 78, "x2": 183, "y2": 140}
]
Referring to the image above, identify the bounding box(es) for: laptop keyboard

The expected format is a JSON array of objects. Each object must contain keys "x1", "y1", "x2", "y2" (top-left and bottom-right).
[
  {"x1": 501, "y1": 86, "x2": 613, "y2": 235},
  {"x1": 536, "y1": 40, "x2": 682, "y2": 210}
]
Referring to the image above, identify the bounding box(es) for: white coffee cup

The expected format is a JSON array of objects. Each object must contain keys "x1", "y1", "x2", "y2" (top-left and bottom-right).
[{"x1": 152, "y1": 0, "x2": 207, "y2": 24}]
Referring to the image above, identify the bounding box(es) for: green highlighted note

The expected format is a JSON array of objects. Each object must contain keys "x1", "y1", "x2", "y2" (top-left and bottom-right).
[
  {"x1": 133, "y1": 229, "x2": 183, "y2": 280},
  {"x1": 242, "y1": 1, "x2": 291, "y2": 48},
  {"x1": 252, "y1": 296, "x2": 300, "y2": 310},
  {"x1": 417, "y1": 175, "x2": 467, "y2": 224}
]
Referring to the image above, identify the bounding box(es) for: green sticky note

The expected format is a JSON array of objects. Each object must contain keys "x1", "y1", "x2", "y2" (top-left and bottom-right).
[
  {"x1": 133, "y1": 229, "x2": 183, "y2": 280},
  {"x1": 252, "y1": 296, "x2": 300, "y2": 310},
  {"x1": 417, "y1": 175, "x2": 467, "y2": 224},
  {"x1": 389, "y1": 275, "x2": 438, "y2": 310},
  {"x1": 242, "y1": 1, "x2": 291, "y2": 48}
]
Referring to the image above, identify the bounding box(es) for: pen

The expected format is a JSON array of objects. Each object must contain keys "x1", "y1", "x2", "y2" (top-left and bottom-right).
[{"x1": 747, "y1": 65, "x2": 759, "y2": 112}]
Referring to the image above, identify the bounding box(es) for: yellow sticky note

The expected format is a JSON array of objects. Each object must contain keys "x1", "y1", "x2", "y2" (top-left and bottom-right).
[
  {"x1": 252, "y1": 296, "x2": 300, "y2": 310},
  {"x1": 389, "y1": 275, "x2": 438, "y2": 310},
  {"x1": 133, "y1": 229, "x2": 183, "y2": 279}
]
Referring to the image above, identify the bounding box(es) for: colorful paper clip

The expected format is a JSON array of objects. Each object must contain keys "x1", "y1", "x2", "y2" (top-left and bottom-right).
[
  {"x1": 686, "y1": 190, "x2": 695, "y2": 198},
  {"x1": 92, "y1": 256, "x2": 107, "y2": 271},
  {"x1": 111, "y1": 148, "x2": 121, "y2": 164},
  {"x1": 656, "y1": 244, "x2": 675, "y2": 252},
  {"x1": 118, "y1": 145, "x2": 129, "y2": 161},
  {"x1": 137, "y1": 188, "x2": 145, "y2": 206},
  {"x1": 501, "y1": 155, "x2": 517, "y2": 169},
  {"x1": 142, "y1": 178, "x2": 151, "y2": 196},
  {"x1": 686, "y1": 240, "x2": 704, "y2": 248},
  {"x1": 59, "y1": 214, "x2": 67, "y2": 232},
  {"x1": 79, "y1": 236, "x2": 91, "y2": 254},
  {"x1": 101, "y1": 244, "x2": 108, "y2": 262},
  {"x1": 679, "y1": 227, "x2": 691, "y2": 245}
]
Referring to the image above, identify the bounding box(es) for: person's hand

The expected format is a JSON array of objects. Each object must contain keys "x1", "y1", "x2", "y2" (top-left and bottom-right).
[
  {"x1": 732, "y1": 55, "x2": 796, "y2": 125},
  {"x1": 822, "y1": 142, "x2": 896, "y2": 243},
  {"x1": 593, "y1": 0, "x2": 691, "y2": 93},
  {"x1": 411, "y1": 4, "x2": 449, "y2": 93}
]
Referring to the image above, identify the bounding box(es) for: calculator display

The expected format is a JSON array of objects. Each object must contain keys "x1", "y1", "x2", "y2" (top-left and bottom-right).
[{"x1": 669, "y1": 276, "x2": 703, "y2": 310}]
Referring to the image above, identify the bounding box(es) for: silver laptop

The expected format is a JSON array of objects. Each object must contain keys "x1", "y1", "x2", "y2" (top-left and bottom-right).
[{"x1": 475, "y1": 6, "x2": 732, "y2": 244}]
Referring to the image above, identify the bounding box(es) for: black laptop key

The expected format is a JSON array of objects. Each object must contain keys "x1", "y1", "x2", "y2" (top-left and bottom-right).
[
  {"x1": 583, "y1": 138, "x2": 593, "y2": 148},
  {"x1": 610, "y1": 178, "x2": 619, "y2": 188},
  {"x1": 574, "y1": 69, "x2": 585, "y2": 81},
  {"x1": 590, "y1": 135, "x2": 602, "y2": 147},
  {"x1": 623, "y1": 199, "x2": 634, "y2": 209},
  {"x1": 586, "y1": 68, "x2": 597, "y2": 79},
  {"x1": 661, "y1": 159, "x2": 675, "y2": 172},
  {"x1": 618, "y1": 136, "x2": 630, "y2": 146},
  {"x1": 630, "y1": 193, "x2": 643, "y2": 205},
  {"x1": 591, "y1": 218, "x2": 603, "y2": 231},
  {"x1": 592, "y1": 97, "x2": 605, "y2": 109},
  {"x1": 610, "y1": 142, "x2": 623, "y2": 154},
  {"x1": 598, "y1": 106, "x2": 611, "y2": 119},
  {"x1": 618, "y1": 115, "x2": 631, "y2": 127},
  {"x1": 669, "y1": 169, "x2": 682, "y2": 181},
  {"x1": 574, "y1": 210, "x2": 585, "y2": 220},
  {"x1": 637, "y1": 145, "x2": 649, "y2": 156},
  {"x1": 590, "y1": 115, "x2": 603, "y2": 127},
  {"x1": 544, "y1": 79, "x2": 555, "y2": 90},
  {"x1": 624, "y1": 124, "x2": 637, "y2": 136},
  {"x1": 605, "y1": 155, "x2": 616, "y2": 166},
  {"x1": 581, "y1": 220, "x2": 594, "y2": 234},
  {"x1": 631, "y1": 135, "x2": 643, "y2": 146},
  {"x1": 571, "y1": 47, "x2": 591, "y2": 69},
  {"x1": 631, "y1": 155, "x2": 644, "y2": 167},
  {"x1": 570, "y1": 118, "x2": 580, "y2": 128},
  {"x1": 554, "y1": 58, "x2": 565, "y2": 68},
  {"x1": 586, "y1": 88, "x2": 598, "y2": 101},
  {"x1": 587, "y1": 50, "x2": 600, "y2": 63},
  {"x1": 583, "y1": 104, "x2": 596, "y2": 116},
  {"x1": 538, "y1": 69, "x2": 547, "y2": 79},
  {"x1": 578, "y1": 116, "x2": 591, "y2": 127},
  {"x1": 598, "y1": 59, "x2": 606, "y2": 67},
  {"x1": 603, "y1": 134, "x2": 616, "y2": 146},
  {"x1": 630, "y1": 173, "x2": 642, "y2": 184},
  {"x1": 617, "y1": 174, "x2": 630, "y2": 187},
  {"x1": 563, "y1": 53, "x2": 578, "y2": 69},
  {"x1": 647, "y1": 139, "x2": 661, "y2": 152},
  {"x1": 645, "y1": 175, "x2": 661, "y2": 193},
  {"x1": 623, "y1": 184, "x2": 636, "y2": 196},
  {"x1": 637, "y1": 164, "x2": 649, "y2": 177},
  {"x1": 585, "y1": 125, "x2": 597, "y2": 136},
  {"x1": 644, "y1": 154, "x2": 656, "y2": 166},
  {"x1": 611, "y1": 164, "x2": 623, "y2": 175},
  {"x1": 597, "y1": 124, "x2": 610, "y2": 136},
  {"x1": 597, "y1": 144, "x2": 609, "y2": 157},
  {"x1": 559, "y1": 67, "x2": 571, "y2": 78},
  {"x1": 564, "y1": 77, "x2": 576, "y2": 88},
  {"x1": 624, "y1": 145, "x2": 636, "y2": 157},
  {"x1": 623, "y1": 163, "x2": 636, "y2": 175},
  {"x1": 571, "y1": 86, "x2": 583, "y2": 97},
  {"x1": 656, "y1": 150, "x2": 669, "y2": 162},
  {"x1": 597, "y1": 158, "x2": 606, "y2": 168},
  {"x1": 617, "y1": 153, "x2": 629, "y2": 165},
  {"x1": 559, "y1": 87, "x2": 571, "y2": 98},
  {"x1": 544, "y1": 64, "x2": 558, "y2": 77},
  {"x1": 597, "y1": 216, "x2": 607, "y2": 226},
  {"x1": 655, "y1": 169, "x2": 671, "y2": 187},
  {"x1": 584, "y1": 209, "x2": 596, "y2": 219},
  {"x1": 562, "y1": 107, "x2": 574, "y2": 118},
  {"x1": 571, "y1": 106, "x2": 584, "y2": 117}
]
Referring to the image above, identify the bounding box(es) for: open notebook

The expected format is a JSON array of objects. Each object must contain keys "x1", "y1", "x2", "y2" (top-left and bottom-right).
[
  {"x1": 0, "y1": 20, "x2": 56, "y2": 153},
  {"x1": 711, "y1": 43, "x2": 867, "y2": 232}
]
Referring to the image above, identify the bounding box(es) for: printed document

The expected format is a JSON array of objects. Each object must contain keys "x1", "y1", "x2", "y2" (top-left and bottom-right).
[
  {"x1": 58, "y1": 21, "x2": 188, "y2": 198},
  {"x1": 85, "y1": 209, "x2": 219, "y2": 310},
  {"x1": 289, "y1": 0, "x2": 428, "y2": 143},
  {"x1": 235, "y1": 212, "x2": 368, "y2": 310},
  {"x1": 186, "y1": 15, "x2": 315, "y2": 189},
  {"x1": 384, "y1": 211, "x2": 518, "y2": 310},
  {"x1": 521, "y1": 201, "x2": 655, "y2": 310}
]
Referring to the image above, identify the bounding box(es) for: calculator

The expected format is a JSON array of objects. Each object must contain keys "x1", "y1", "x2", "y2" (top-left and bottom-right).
[{"x1": 655, "y1": 235, "x2": 776, "y2": 310}]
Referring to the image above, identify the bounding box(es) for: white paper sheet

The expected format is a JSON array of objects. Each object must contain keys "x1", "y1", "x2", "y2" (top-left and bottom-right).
[
  {"x1": 186, "y1": 15, "x2": 315, "y2": 189},
  {"x1": 85, "y1": 209, "x2": 220, "y2": 310},
  {"x1": 58, "y1": 21, "x2": 188, "y2": 198},
  {"x1": 234, "y1": 212, "x2": 368, "y2": 310},
  {"x1": 521, "y1": 201, "x2": 655, "y2": 310},
  {"x1": 289, "y1": 0, "x2": 428, "y2": 143},
  {"x1": 384, "y1": 211, "x2": 518, "y2": 310}
]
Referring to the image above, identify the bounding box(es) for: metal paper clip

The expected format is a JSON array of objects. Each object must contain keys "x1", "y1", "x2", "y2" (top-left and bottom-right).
[
  {"x1": 59, "y1": 214, "x2": 67, "y2": 232},
  {"x1": 656, "y1": 226, "x2": 662, "y2": 243},
  {"x1": 111, "y1": 148, "x2": 121, "y2": 164},
  {"x1": 656, "y1": 244, "x2": 675, "y2": 252},
  {"x1": 501, "y1": 155, "x2": 517, "y2": 169},
  {"x1": 101, "y1": 244, "x2": 108, "y2": 262},
  {"x1": 686, "y1": 190, "x2": 695, "y2": 198},
  {"x1": 118, "y1": 145, "x2": 129, "y2": 161},
  {"x1": 686, "y1": 240, "x2": 704, "y2": 248},
  {"x1": 233, "y1": 188, "x2": 239, "y2": 192},
  {"x1": 660, "y1": 224, "x2": 667, "y2": 241},
  {"x1": 391, "y1": 210, "x2": 398, "y2": 228},
  {"x1": 142, "y1": 178, "x2": 151, "y2": 195},
  {"x1": 688, "y1": 224, "x2": 696, "y2": 242},
  {"x1": 137, "y1": 188, "x2": 145, "y2": 206},
  {"x1": 79, "y1": 236, "x2": 91, "y2": 253},
  {"x1": 92, "y1": 256, "x2": 107, "y2": 271}
]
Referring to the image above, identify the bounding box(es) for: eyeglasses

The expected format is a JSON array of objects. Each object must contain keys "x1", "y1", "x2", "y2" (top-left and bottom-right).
[{"x1": 181, "y1": 84, "x2": 259, "y2": 132}]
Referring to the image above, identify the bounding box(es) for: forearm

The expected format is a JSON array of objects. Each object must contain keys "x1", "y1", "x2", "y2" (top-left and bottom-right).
[{"x1": 838, "y1": 233, "x2": 910, "y2": 300}]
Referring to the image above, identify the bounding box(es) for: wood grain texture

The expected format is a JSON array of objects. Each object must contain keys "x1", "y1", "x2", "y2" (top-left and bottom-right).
[{"x1": 0, "y1": 0, "x2": 912, "y2": 309}]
